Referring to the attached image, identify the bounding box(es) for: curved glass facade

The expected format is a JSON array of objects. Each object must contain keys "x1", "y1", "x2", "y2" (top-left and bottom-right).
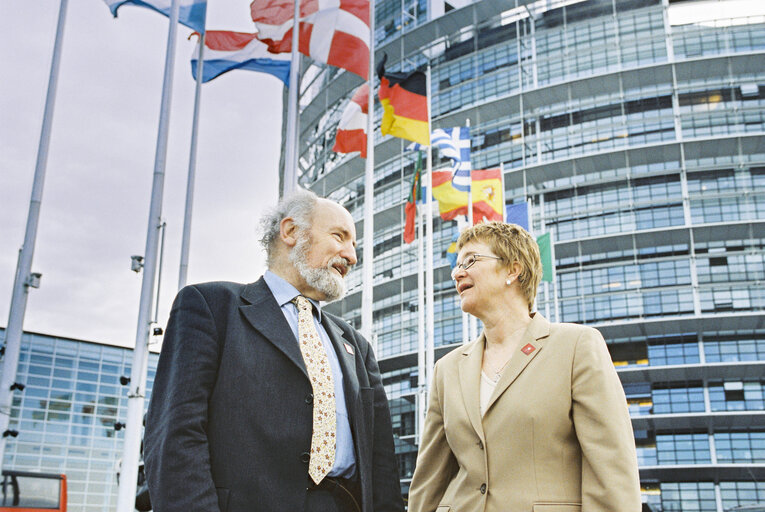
[
  {"x1": 0, "y1": 328, "x2": 159, "y2": 512},
  {"x1": 301, "y1": 0, "x2": 765, "y2": 510}
]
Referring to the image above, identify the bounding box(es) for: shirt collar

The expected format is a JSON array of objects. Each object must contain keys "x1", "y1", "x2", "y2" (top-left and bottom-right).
[{"x1": 263, "y1": 270, "x2": 322, "y2": 321}]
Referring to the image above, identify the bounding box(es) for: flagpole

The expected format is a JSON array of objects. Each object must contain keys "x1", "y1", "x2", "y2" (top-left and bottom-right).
[
  {"x1": 500, "y1": 162, "x2": 506, "y2": 222},
  {"x1": 0, "y1": 0, "x2": 69, "y2": 467},
  {"x1": 465, "y1": 119, "x2": 477, "y2": 340},
  {"x1": 178, "y1": 32, "x2": 206, "y2": 290},
  {"x1": 117, "y1": 0, "x2": 181, "y2": 508},
  {"x1": 466, "y1": 118, "x2": 473, "y2": 227},
  {"x1": 416, "y1": 194, "x2": 426, "y2": 443},
  {"x1": 457, "y1": 216, "x2": 470, "y2": 344},
  {"x1": 539, "y1": 193, "x2": 550, "y2": 320},
  {"x1": 360, "y1": 0, "x2": 375, "y2": 344},
  {"x1": 550, "y1": 228, "x2": 559, "y2": 322},
  {"x1": 424, "y1": 64, "x2": 435, "y2": 397},
  {"x1": 282, "y1": 0, "x2": 301, "y2": 195}
]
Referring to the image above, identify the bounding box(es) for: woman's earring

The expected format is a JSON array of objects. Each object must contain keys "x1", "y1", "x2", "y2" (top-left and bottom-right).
[{"x1": 506, "y1": 278, "x2": 513, "y2": 286}]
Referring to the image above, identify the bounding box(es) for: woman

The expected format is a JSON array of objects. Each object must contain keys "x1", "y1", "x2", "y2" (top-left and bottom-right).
[{"x1": 408, "y1": 222, "x2": 640, "y2": 512}]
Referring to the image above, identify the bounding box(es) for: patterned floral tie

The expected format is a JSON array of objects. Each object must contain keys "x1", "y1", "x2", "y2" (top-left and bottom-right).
[{"x1": 293, "y1": 295, "x2": 336, "y2": 484}]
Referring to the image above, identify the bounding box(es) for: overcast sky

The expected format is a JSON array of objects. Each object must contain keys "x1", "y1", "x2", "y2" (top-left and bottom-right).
[{"x1": 0, "y1": 1, "x2": 283, "y2": 348}]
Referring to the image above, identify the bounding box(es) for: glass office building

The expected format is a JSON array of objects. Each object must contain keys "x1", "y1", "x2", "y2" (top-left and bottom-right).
[
  {"x1": 298, "y1": 0, "x2": 765, "y2": 510},
  {"x1": 0, "y1": 328, "x2": 159, "y2": 511}
]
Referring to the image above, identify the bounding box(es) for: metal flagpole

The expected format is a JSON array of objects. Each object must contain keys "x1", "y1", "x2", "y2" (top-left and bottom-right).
[
  {"x1": 282, "y1": 0, "x2": 301, "y2": 196},
  {"x1": 550, "y1": 228, "x2": 559, "y2": 322},
  {"x1": 465, "y1": 119, "x2": 477, "y2": 340},
  {"x1": 0, "y1": 0, "x2": 69, "y2": 467},
  {"x1": 466, "y1": 118, "x2": 473, "y2": 227},
  {"x1": 360, "y1": 0, "x2": 375, "y2": 344},
  {"x1": 116, "y1": 0, "x2": 181, "y2": 508},
  {"x1": 500, "y1": 162, "x2": 506, "y2": 222},
  {"x1": 456, "y1": 216, "x2": 470, "y2": 344},
  {"x1": 178, "y1": 32, "x2": 206, "y2": 290},
  {"x1": 539, "y1": 193, "x2": 550, "y2": 320},
  {"x1": 424, "y1": 65, "x2": 435, "y2": 396},
  {"x1": 416, "y1": 190, "x2": 426, "y2": 442}
]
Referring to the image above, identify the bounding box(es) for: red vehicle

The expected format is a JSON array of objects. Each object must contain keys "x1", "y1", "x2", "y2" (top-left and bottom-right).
[{"x1": 0, "y1": 471, "x2": 66, "y2": 512}]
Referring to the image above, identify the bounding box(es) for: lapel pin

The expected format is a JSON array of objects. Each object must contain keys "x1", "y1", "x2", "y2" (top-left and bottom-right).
[
  {"x1": 343, "y1": 343, "x2": 355, "y2": 355},
  {"x1": 521, "y1": 343, "x2": 536, "y2": 355}
]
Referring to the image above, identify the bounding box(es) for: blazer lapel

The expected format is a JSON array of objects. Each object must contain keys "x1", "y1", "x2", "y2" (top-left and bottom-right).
[
  {"x1": 485, "y1": 313, "x2": 551, "y2": 413},
  {"x1": 458, "y1": 335, "x2": 486, "y2": 442},
  {"x1": 322, "y1": 315, "x2": 361, "y2": 408},
  {"x1": 238, "y1": 277, "x2": 308, "y2": 378}
]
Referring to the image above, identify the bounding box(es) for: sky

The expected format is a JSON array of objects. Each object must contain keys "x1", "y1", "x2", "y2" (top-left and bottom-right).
[{"x1": 0, "y1": 1, "x2": 284, "y2": 348}]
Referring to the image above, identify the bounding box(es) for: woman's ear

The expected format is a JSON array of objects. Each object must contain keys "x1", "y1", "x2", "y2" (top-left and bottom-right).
[{"x1": 507, "y1": 261, "x2": 523, "y2": 282}]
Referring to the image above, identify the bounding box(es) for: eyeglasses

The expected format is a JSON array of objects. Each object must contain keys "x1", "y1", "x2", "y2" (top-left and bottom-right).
[{"x1": 451, "y1": 254, "x2": 502, "y2": 280}]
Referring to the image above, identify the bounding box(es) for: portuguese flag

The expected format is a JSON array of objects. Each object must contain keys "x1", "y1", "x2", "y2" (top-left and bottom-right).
[{"x1": 404, "y1": 151, "x2": 423, "y2": 244}]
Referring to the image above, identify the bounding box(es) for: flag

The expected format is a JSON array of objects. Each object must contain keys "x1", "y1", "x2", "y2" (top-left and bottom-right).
[
  {"x1": 444, "y1": 231, "x2": 459, "y2": 268},
  {"x1": 191, "y1": 31, "x2": 290, "y2": 85},
  {"x1": 403, "y1": 152, "x2": 423, "y2": 244},
  {"x1": 410, "y1": 127, "x2": 471, "y2": 191},
  {"x1": 431, "y1": 168, "x2": 503, "y2": 224},
  {"x1": 377, "y1": 55, "x2": 429, "y2": 145},
  {"x1": 104, "y1": 0, "x2": 207, "y2": 33},
  {"x1": 537, "y1": 232, "x2": 553, "y2": 282},
  {"x1": 333, "y1": 84, "x2": 368, "y2": 157},
  {"x1": 251, "y1": 0, "x2": 370, "y2": 80},
  {"x1": 505, "y1": 202, "x2": 530, "y2": 231},
  {"x1": 471, "y1": 168, "x2": 503, "y2": 222}
]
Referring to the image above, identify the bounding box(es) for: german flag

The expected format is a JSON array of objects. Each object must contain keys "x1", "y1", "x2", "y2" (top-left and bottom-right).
[{"x1": 377, "y1": 55, "x2": 429, "y2": 145}]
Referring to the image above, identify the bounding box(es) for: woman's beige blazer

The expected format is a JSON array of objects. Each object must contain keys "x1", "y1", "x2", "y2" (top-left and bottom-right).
[{"x1": 408, "y1": 313, "x2": 641, "y2": 512}]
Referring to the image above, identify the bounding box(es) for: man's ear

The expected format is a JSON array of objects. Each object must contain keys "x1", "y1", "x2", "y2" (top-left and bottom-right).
[{"x1": 280, "y1": 217, "x2": 300, "y2": 248}]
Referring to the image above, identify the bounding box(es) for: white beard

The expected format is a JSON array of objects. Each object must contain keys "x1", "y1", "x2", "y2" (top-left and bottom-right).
[{"x1": 289, "y1": 234, "x2": 348, "y2": 303}]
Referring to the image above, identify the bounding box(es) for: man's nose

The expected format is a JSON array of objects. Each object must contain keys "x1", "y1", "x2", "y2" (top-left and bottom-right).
[{"x1": 342, "y1": 243, "x2": 358, "y2": 266}]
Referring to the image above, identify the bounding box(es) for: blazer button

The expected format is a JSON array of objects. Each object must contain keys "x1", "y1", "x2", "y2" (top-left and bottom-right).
[
  {"x1": 305, "y1": 393, "x2": 313, "y2": 404},
  {"x1": 477, "y1": 440, "x2": 484, "y2": 450},
  {"x1": 300, "y1": 452, "x2": 310, "y2": 464},
  {"x1": 480, "y1": 483, "x2": 487, "y2": 494}
]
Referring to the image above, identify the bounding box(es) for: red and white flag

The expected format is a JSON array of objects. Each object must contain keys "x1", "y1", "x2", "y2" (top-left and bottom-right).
[
  {"x1": 333, "y1": 84, "x2": 368, "y2": 157},
  {"x1": 251, "y1": 0, "x2": 370, "y2": 79}
]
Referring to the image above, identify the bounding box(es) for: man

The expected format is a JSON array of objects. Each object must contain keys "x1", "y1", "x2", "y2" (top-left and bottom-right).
[{"x1": 144, "y1": 190, "x2": 403, "y2": 512}]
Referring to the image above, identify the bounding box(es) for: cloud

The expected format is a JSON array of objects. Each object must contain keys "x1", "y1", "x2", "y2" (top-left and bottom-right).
[{"x1": 0, "y1": 1, "x2": 282, "y2": 347}]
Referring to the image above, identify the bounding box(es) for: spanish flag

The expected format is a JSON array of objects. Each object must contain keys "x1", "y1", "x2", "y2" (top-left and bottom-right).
[
  {"x1": 432, "y1": 168, "x2": 504, "y2": 224},
  {"x1": 377, "y1": 55, "x2": 429, "y2": 145}
]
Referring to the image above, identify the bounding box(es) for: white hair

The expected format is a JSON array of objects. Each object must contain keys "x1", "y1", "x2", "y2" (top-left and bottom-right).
[{"x1": 259, "y1": 189, "x2": 318, "y2": 265}]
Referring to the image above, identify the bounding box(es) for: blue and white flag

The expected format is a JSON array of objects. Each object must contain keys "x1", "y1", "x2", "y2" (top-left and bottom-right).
[
  {"x1": 104, "y1": 0, "x2": 207, "y2": 33},
  {"x1": 409, "y1": 126, "x2": 472, "y2": 192},
  {"x1": 191, "y1": 31, "x2": 290, "y2": 86}
]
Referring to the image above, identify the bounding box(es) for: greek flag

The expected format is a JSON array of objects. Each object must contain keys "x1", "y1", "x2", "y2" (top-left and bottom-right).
[{"x1": 409, "y1": 127, "x2": 472, "y2": 192}]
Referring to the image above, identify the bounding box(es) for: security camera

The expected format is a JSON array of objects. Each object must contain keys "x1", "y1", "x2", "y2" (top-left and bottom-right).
[
  {"x1": 27, "y1": 273, "x2": 42, "y2": 289},
  {"x1": 9, "y1": 382, "x2": 25, "y2": 392},
  {"x1": 119, "y1": 376, "x2": 131, "y2": 386},
  {"x1": 130, "y1": 255, "x2": 144, "y2": 273},
  {"x1": 114, "y1": 422, "x2": 126, "y2": 431},
  {"x1": 2, "y1": 430, "x2": 19, "y2": 438}
]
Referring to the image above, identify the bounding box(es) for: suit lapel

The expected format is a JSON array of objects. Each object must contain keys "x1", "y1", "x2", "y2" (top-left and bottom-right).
[
  {"x1": 238, "y1": 278, "x2": 308, "y2": 378},
  {"x1": 322, "y1": 315, "x2": 361, "y2": 407},
  {"x1": 458, "y1": 335, "x2": 486, "y2": 442},
  {"x1": 485, "y1": 313, "x2": 550, "y2": 413}
]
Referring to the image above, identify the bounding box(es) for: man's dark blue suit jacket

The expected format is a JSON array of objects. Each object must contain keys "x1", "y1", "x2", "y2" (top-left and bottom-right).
[{"x1": 144, "y1": 278, "x2": 403, "y2": 512}]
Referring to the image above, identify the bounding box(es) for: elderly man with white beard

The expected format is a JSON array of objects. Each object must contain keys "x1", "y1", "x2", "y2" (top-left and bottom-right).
[{"x1": 144, "y1": 190, "x2": 404, "y2": 512}]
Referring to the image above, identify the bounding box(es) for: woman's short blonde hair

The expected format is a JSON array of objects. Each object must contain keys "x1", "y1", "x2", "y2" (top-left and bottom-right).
[{"x1": 456, "y1": 222, "x2": 543, "y2": 312}]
